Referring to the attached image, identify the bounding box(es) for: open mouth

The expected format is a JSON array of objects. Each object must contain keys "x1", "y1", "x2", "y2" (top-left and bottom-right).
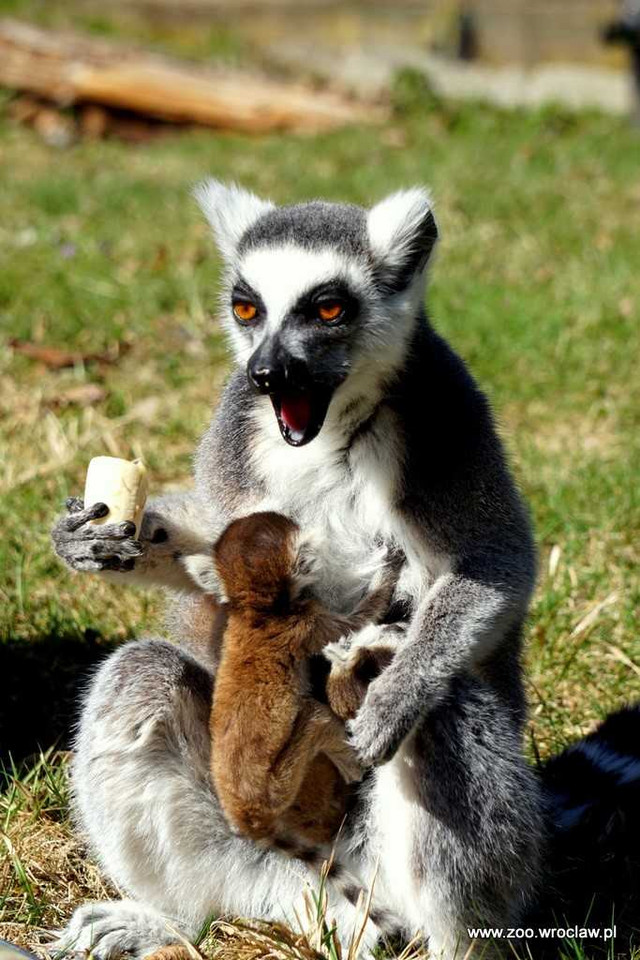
[{"x1": 270, "y1": 390, "x2": 331, "y2": 447}]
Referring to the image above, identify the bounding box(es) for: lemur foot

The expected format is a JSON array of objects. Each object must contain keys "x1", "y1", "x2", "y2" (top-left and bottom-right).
[{"x1": 51, "y1": 900, "x2": 189, "y2": 960}]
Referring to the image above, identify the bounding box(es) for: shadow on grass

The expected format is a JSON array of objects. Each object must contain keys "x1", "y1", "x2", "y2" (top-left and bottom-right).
[{"x1": 0, "y1": 631, "x2": 118, "y2": 764}]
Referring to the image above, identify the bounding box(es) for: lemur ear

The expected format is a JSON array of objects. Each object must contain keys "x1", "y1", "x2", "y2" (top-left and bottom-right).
[
  {"x1": 194, "y1": 180, "x2": 275, "y2": 261},
  {"x1": 367, "y1": 188, "x2": 438, "y2": 293}
]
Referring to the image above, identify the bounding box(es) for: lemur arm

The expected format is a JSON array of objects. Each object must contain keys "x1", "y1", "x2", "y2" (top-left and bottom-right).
[
  {"x1": 51, "y1": 490, "x2": 224, "y2": 595},
  {"x1": 348, "y1": 556, "x2": 532, "y2": 767}
]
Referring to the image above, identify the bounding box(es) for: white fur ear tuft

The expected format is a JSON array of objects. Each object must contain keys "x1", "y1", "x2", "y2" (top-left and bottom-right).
[
  {"x1": 367, "y1": 187, "x2": 438, "y2": 289},
  {"x1": 194, "y1": 180, "x2": 275, "y2": 261}
]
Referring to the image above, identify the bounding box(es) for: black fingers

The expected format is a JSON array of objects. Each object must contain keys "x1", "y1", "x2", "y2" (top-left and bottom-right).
[
  {"x1": 52, "y1": 521, "x2": 137, "y2": 544},
  {"x1": 52, "y1": 495, "x2": 145, "y2": 573},
  {"x1": 53, "y1": 537, "x2": 141, "y2": 573},
  {"x1": 72, "y1": 556, "x2": 137, "y2": 573},
  {"x1": 61, "y1": 502, "x2": 110, "y2": 532},
  {"x1": 102, "y1": 556, "x2": 137, "y2": 572}
]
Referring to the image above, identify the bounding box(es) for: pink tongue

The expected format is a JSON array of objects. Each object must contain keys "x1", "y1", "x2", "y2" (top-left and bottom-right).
[{"x1": 280, "y1": 394, "x2": 311, "y2": 433}]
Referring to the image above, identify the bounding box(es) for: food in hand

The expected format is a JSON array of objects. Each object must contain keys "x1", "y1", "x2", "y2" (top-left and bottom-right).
[{"x1": 84, "y1": 456, "x2": 148, "y2": 538}]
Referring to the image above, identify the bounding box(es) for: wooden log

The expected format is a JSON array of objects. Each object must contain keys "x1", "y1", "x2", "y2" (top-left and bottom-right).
[{"x1": 0, "y1": 18, "x2": 381, "y2": 133}]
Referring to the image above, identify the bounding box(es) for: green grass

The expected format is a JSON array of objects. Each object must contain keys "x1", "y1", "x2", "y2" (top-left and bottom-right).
[{"x1": 0, "y1": 48, "x2": 639, "y2": 959}]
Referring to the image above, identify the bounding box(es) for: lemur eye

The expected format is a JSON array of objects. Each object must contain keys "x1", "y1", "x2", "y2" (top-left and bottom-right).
[
  {"x1": 233, "y1": 301, "x2": 258, "y2": 323},
  {"x1": 317, "y1": 302, "x2": 343, "y2": 323}
]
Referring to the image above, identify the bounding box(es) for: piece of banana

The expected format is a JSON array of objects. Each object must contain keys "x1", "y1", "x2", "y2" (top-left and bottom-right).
[{"x1": 84, "y1": 456, "x2": 148, "y2": 538}]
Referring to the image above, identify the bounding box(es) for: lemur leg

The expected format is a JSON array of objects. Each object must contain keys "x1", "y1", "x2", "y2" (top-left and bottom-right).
[
  {"x1": 270, "y1": 703, "x2": 362, "y2": 800},
  {"x1": 62, "y1": 639, "x2": 380, "y2": 959},
  {"x1": 364, "y1": 673, "x2": 543, "y2": 960}
]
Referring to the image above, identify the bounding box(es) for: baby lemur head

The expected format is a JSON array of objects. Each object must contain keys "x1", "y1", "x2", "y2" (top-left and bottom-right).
[{"x1": 214, "y1": 511, "x2": 309, "y2": 611}]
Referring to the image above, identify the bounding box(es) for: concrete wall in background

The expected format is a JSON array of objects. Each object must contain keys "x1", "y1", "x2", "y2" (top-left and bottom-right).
[
  {"x1": 468, "y1": 0, "x2": 623, "y2": 67},
  {"x1": 93, "y1": 0, "x2": 633, "y2": 113},
  {"x1": 113, "y1": 0, "x2": 625, "y2": 68}
]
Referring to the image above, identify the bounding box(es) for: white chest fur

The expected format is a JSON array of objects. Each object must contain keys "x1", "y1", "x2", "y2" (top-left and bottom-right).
[
  {"x1": 248, "y1": 399, "x2": 450, "y2": 614},
  {"x1": 371, "y1": 742, "x2": 424, "y2": 927},
  {"x1": 249, "y1": 401, "x2": 403, "y2": 610}
]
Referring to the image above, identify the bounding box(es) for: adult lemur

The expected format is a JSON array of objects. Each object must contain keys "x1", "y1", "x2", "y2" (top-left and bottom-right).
[{"x1": 51, "y1": 184, "x2": 638, "y2": 959}]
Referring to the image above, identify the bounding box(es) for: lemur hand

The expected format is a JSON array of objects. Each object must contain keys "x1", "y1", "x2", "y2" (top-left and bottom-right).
[
  {"x1": 348, "y1": 659, "x2": 422, "y2": 767},
  {"x1": 51, "y1": 496, "x2": 148, "y2": 573}
]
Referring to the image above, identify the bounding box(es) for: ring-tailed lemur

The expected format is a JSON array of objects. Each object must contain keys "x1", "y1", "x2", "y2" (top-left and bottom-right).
[{"x1": 51, "y1": 184, "x2": 638, "y2": 960}]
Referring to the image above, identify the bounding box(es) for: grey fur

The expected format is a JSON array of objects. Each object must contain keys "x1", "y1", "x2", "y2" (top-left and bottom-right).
[
  {"x1": 53, "y1": 184, "x2": 544, "y2": 958},
  {"x1": 55, "y1": 639, "x2": 387, "y2": 958},
  {"x1": 239, "y1": 201, "x2": 369, "y2": 260},
  {"x1": 53, "y1": 901, "x2": 186, "y2": 959}
]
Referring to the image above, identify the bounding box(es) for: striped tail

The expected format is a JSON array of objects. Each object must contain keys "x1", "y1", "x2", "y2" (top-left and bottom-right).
[{"x1": 531, "y1": 704, "x2": 640, "y2": 951}]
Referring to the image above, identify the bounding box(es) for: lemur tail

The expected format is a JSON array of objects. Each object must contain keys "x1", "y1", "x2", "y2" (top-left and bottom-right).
[
  {"x1": 531, "y1": 703, "x2": 640, "y2": 949},
  {"x1": 265, "y1": 835, "x2": 403, "y2": 940}
]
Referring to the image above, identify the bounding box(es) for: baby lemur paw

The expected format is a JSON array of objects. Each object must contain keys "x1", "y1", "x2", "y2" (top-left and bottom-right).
[
  {"x1": 325, "y1": 630, "x2": 397, "y2": 725},
  {"x1": 323, "y1": 622, "x2": 402, "y2": 667},
  {"x1": 323, "y1": 640, "x2": 354, "y2": 667}
]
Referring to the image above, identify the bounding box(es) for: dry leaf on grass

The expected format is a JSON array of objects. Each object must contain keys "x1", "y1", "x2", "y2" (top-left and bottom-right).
[
  {"x1": 45, "y1": 384, "x2": 107, "y2": 408},
  {"x1": 9, "y1": 339, "x2": 130, "y2": 370},
  {"x1": 569, "y1": 591, "x2": 618, "y2": 641}
]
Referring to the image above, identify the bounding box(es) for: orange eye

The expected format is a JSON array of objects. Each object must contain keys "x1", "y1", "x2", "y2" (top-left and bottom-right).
[
  {"x1": 233, "y1": 301, "x2": 258, "y2": 323},
  {"x1": 318, "y1": 302, "x2": 343, "y2": 323}
]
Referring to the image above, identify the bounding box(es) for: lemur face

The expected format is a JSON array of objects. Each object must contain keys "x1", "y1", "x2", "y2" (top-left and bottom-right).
[
  {"x1": 196, "y1": 182, "x2": 438, "y2": 446},
  {"x1": 235, "y1": 234, "x2": 366, "y2": 446}
]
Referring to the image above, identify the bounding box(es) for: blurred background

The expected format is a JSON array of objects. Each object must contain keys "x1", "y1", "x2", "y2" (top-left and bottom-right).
[
  {"x1": 0, "y1": 0, "x2": 639, "y2": 953},
  {"x1": 1, "y1": 0, "x2": 640, "y2": 127}
]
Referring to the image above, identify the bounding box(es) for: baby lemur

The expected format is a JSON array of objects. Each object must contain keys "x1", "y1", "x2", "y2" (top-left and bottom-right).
[{"x1": 210, "y1": 511, "x2": 396, "y2": 853}]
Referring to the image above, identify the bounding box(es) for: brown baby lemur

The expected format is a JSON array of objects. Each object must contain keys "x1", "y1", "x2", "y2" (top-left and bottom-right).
[{"x1": 210, "y1": 511, "x2": 397, "y2": 856}]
